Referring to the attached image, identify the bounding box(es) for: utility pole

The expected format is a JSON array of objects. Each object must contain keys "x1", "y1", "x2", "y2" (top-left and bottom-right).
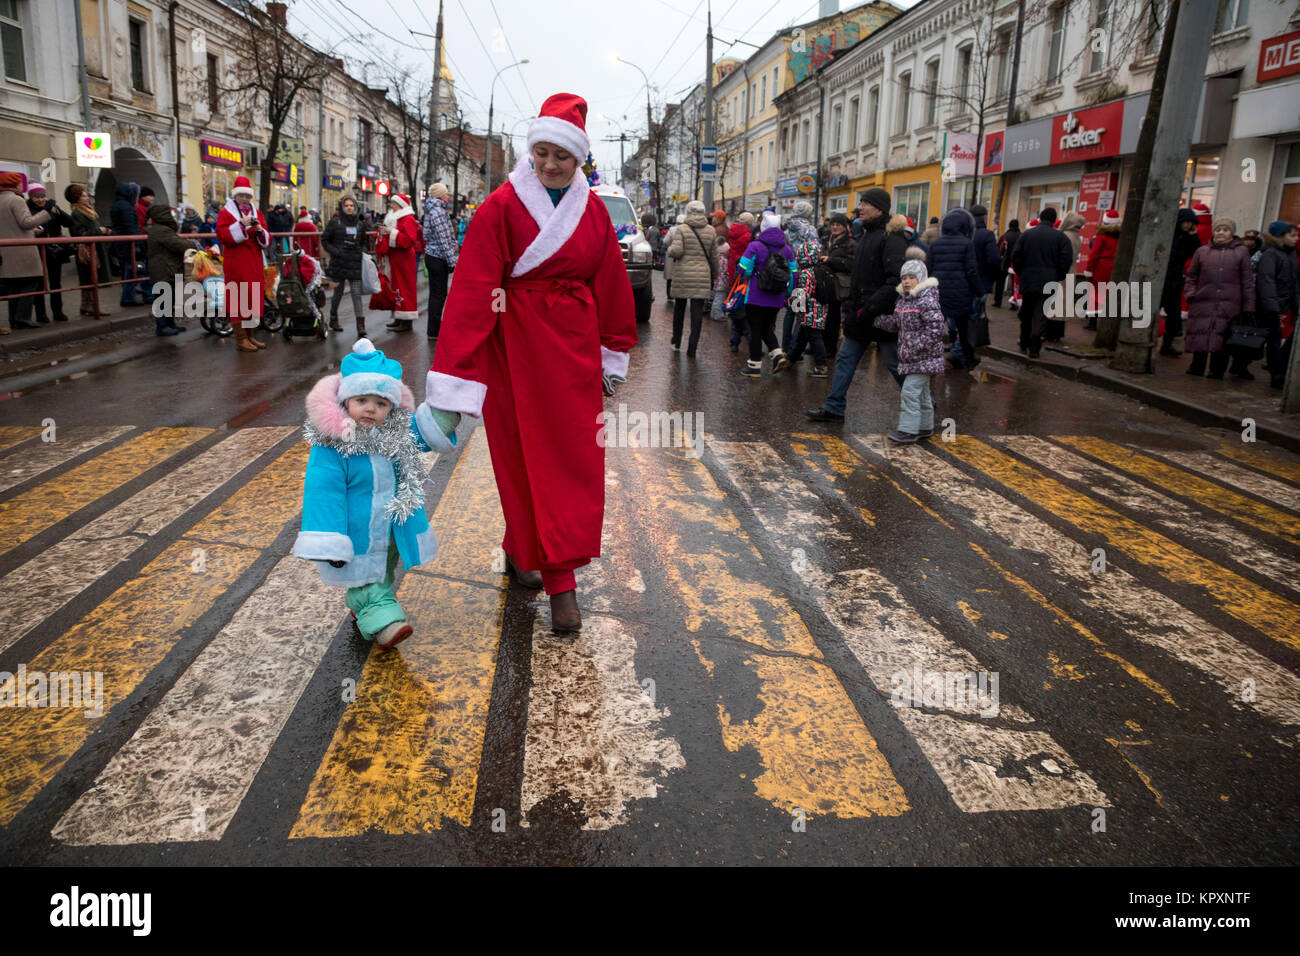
[
  {"x1": 426, "y1": 1, "x2": 443, "y2": 191},
  {"x1": 703, "y1": 4, "x2": 714, "y2": 210},
  {"x1": 1110, "y1": 0, "x2": 1214, "y2": 372}
]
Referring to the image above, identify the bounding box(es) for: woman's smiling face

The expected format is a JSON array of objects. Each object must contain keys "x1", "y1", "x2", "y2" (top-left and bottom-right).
[{"x1": 532, "y1": 142, "x2": 578, "y2": 189}]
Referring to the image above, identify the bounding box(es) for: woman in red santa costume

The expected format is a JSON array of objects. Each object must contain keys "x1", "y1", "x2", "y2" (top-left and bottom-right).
[
  {"x1": 215, "y1": 175, "x2": 270, "y2": 352},
  {"x1": 378, "y1": 193, "x2": 423, "y2": 332},
  {"x1": 422, "y1": 92, "x2": 637, "y2": 633}
]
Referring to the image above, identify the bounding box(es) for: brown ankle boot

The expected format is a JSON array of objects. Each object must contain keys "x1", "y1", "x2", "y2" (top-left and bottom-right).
[
  {"x1": 549, "y1": 590, "x2": 581, "y2": 633},
  {"x1": 248, "y1": 322, "x2": 268, "y2": 349},
  {"x1": 233, "y1": 323, "x2": 258, "y2": 352},
  {"x1": 505, "y1": 554, "x2": 543, "y2": 589}
]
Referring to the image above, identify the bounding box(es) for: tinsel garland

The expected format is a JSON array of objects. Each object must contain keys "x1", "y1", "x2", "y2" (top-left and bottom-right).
[{"x1": 302, "y1": 407, "x2": 427, "y2": 524}]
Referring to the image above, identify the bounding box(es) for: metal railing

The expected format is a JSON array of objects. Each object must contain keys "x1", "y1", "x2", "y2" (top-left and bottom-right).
[{"x1": 0, "y1": 229, "x2": 354, "y2": 319}]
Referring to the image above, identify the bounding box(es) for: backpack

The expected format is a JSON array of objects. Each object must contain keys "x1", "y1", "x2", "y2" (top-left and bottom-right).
[
  {"x1": 756, "y1": 244, "x2": 791, "y2": 293},
  {"x1": 812, "y1": 263, "x2": 838, "y2": 303},
  {"x1": 275, "y1": 251, "x2": 314, "y2": 318}
]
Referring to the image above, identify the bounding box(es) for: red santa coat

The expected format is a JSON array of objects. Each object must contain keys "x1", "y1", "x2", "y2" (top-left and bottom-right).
[
  {"x1": 293, "y1": 215, "x2": 321, "y2": 258},
  {"x1": 427, "y1": 155, "x2": 637, "y2": 573},
  {"x1": 215, "y1": 198, "x2": 269, "y2": 323},
  {"x1": 376, "y1": 210, "x2": 421, "y2": 321}
]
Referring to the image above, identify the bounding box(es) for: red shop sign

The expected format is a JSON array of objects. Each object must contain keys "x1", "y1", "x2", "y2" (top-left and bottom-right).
[
  {"x1": 982, "y1": 130, "x2": 1004, "y2": 175},
  {"x1": 1258, "y1": 30, "x2": 1300, "y2": 83},
  {"x1": 1049, "y1": 101, "x2": 1124, "y2": 165}
]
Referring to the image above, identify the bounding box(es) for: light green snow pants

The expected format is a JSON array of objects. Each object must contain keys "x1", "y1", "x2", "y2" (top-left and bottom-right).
[{"x1": 344, "y1": 533, "x2": 406, "y2": 639}]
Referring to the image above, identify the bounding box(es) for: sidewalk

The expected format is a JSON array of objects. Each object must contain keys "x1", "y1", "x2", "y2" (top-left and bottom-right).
[{"x1": 982, "y1": 304, "x2": 1300, "y2": 453}]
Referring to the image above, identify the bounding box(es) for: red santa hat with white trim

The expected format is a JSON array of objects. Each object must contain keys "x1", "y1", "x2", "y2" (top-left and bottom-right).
[
  {"x1": 231, "y1": 175, "x2": 254, "y2": 200},
  {"x1": 526, "y1": 93, "x2": 590, "y2": 160},
  {"x1": 1101, "y1": 209, "x2": 1120, "y2": 226},
  {"x1": 390, "y1": 193, "x2": 412, "y2": 210}
]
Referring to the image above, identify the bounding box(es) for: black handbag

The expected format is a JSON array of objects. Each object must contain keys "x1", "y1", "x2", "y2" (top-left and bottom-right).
[
  {"x1": 969, "y1": 312, "x2": 991, "y2": 348},
  {"x1": 1225, "y1": 321, "x2": 1270, "y2": 355}
]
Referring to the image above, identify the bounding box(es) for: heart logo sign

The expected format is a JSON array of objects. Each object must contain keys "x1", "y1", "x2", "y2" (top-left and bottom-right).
[{"x1": 84, "y1": 137, "x2": 102, "y2": 150}]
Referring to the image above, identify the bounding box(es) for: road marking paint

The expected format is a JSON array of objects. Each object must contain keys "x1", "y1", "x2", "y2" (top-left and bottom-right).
[
  {"x1": 0, "y1": 426, "x2": 42, "y2": 454},
  {"x1": 952, "y1": 437, "x2": 1300, "y2": 649},
  {"x1": 713, "y1": 439, "x2": 1107, "y2": 812},
  {"x1": 1055, "y1": 436, "x2": 1300, "y2": 547},
  {"x1": 0, "y1": 427, "x2": 210, "y2": 555},
  {"x1": 855, "y1": 435, "x2": 1300, "y2": 734},
  {"x1": 1215, "y1": 441, "x2": 1300, "y2": 485},
  {"x1": 0, "y1": 426, "x2": 133, "y2": 494},
  {"x1": 0, "y1": 443, "x2": 309, "y2": 826},
  {"x1": 291, "y1": 431, "x2": 508, "y2": 836},
  {"x1": 0, "y1": 427, "x2": 295, "y2": 654},
  {"x1": 1146, "y1": 448, "x2": 1300, "y2": 513},
  {"x1": 51, "y1": 555, "x2": 343, "y2": 844},
  {"x1": 633, "y1": 446, "x2": 909, "y2": 819},
  {"x1": 995, "y1": 436, "x2": 1300, "y2": 595}
]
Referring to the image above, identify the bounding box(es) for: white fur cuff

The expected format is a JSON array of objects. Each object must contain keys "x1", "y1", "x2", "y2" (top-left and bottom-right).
[
  {"x1": 293, "y1": 530, "x2": 354, "y2": 562},
  {"x1": 601, "y1": 347, "x2": 629, "y2": 380},
  {"x1": 426, "y1": 369, "x2": 487, "y2": 417}
]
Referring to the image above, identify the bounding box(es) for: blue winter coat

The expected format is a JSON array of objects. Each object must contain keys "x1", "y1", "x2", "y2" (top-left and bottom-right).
[
  {"x1": 926, "y1": 209, "x2": 982, "y2": 319},
  {"x1": 737, "y1": 226, "x2": 796, "y2": 308},
  {"x1": 292, "y1": 372, "x2": 458, "y2": 588}
]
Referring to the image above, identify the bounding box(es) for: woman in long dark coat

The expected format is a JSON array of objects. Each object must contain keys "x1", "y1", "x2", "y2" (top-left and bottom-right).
[{"x1": 1184, "y1": 217, "x2": 1254, "y2": 379}]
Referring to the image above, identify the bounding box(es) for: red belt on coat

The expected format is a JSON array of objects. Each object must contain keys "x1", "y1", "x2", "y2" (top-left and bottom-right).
[{"x1": 504, "y1": 277, "x2": 594, "y2": 310}]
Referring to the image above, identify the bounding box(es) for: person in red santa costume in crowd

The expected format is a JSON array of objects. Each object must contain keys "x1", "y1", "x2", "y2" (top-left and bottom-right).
[
  {"x1": 1081, "y1": 208, "x2": 1122, "y2": 329},
  {"x1": 215, "y1": 175, "x2": 270, "y2": 352},
  {"x1": 421, "y1": 92, "x2": 637, "y2": 633},
  {"x1": 378, "y1": 193, "x2": 424, "y2": 332},
  {"x1": 293, "y1": 206, "x2": 321, "y2": 259},
  {"x1": 1192, "y1": 201, "x2": 1213, "y2": 248}
]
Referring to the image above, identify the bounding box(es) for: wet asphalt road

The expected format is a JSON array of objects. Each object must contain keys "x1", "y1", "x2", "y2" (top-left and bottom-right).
[{"x1": 0, "y1": 268, "x2": 1297, "y2": 866}]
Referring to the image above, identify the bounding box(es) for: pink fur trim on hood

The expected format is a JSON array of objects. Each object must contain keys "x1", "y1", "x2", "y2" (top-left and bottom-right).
[{"x1": 305, "y1": 372, "x2": 415, "y2": 441}]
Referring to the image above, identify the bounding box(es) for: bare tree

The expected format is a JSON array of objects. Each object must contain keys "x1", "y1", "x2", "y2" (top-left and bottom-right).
[
  {"x1": 367, "y1": 63, "x2": 432, "y2": 202},
  {"x1": 223, "y1": 1, "x2": 334, "y2": 211}
]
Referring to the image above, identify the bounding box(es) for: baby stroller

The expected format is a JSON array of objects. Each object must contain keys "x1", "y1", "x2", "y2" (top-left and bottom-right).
[
  {"x1": 275, "y1": 249, "x2": 328, "y2": 342},
  {"x1": 188, "y1": 247, "x2": 232, "y2": 337}
]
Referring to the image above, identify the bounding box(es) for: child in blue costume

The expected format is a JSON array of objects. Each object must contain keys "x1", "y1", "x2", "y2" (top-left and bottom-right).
[{"x1": 293, "y1": 338, "x2": 461, "y2": 650}]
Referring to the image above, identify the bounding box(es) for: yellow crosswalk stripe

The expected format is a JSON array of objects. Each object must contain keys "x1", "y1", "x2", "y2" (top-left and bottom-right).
[
  {"x1": 0, "y1": 427, "x2": 210, "y2": 555},
  {"x1": 0, "y1": 443, "x2": 308, "y2": 826},
  {"x1": 0, "y1": 426, "x2": 43, "y2": 454},
  {"x1": 632, "y1": 446, "x2": 909, "y2": 819},
  {"x1": 945, "y1": 437, "x2": 1300, "y2": 651},
  {"x1": 291, "y1": 429, "x2": 507, "y2": 837},
  {"x1": 1056, "y1": 436, "x2": 1300, "y2": 547},
  {"x1": 1215, "y1": 440, "x2": 1300, "y2": 485}
]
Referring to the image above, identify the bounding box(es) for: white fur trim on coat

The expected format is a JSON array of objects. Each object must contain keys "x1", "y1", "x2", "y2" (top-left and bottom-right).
[
  {"x1": 526, "y1": 116, "x2": 590, "y2": 165},
  {"x1": 426, "y1": 369, "x2": 487, "y2": 418},
  {"x1": 600, "y1": 346, "x2": 629, "y2": 380},
  {"x1": 292, "y1": 530, "x2": 354, "y2": 562},
  {"x1": 507, "y1": 153, "x2": 590, "y2": 278},
  {"x1": 223, "y1": 197, "x2": 269, "y2": 249}
]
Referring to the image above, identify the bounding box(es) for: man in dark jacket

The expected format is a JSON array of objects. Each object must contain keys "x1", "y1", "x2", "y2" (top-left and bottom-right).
[
  {"x1": 1255, "y1": 220, "x2": 1299, "y2": 388},
  {"x1": 1010, "y1": 207, "x2": 1074, "y2": 358},
  {"x1": 1159, "y1": 207, "x2": 1203, "y2": 356},
  {"x1": 807, "y1": 187, "x2": 907, "y2": 422},
  {"x1": 26, "y1": 183, "x2": 73, "y2": 323},
  {"x1": 993, "y1": 220, "x2": 1021, "y2": 307},
  {"x1": 145, "y1": 203, "x2": 194, "y2": 336},
  {"x1": 109, "y1": 181, "x2": 148, "y2": 306},
  {"x1": 321, "y1": 195, "x2": 372, "y2": 335},
  {"x1": 928, "y1": 208, "x2": 984, "y2": 369},
  {"x1": 969, "y1": 204, "x2": 1000, "y2": 342}
]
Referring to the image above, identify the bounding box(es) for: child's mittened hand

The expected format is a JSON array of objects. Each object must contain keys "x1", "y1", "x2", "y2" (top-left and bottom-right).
[{"x1": 431, "y1": 408, "x2": 461, "y2": 436}]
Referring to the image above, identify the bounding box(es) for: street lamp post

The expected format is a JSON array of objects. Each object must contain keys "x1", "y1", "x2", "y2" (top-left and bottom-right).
[
  {"x1": 616, "y1": 55, "x2": 656, "y2": 210},
  {"x1": 486, "y1": 58, "x2": 529, "y2": 196}
]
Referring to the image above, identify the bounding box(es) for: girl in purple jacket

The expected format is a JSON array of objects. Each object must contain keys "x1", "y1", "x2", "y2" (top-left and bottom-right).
[{"x1": 875, "y1": 260, "x2": 946, "y2": 443}]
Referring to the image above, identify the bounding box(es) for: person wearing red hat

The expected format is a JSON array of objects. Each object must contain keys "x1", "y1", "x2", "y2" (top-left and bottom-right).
[
  {"x1": 423, "y1": 92, "x2": 638, "y2": 633},
  {"x1": 215, "y1": 175, "x2": 269, "y2": 351},
  {"x1": 378, "y1": 193, "x2": 423, "y2": 332},
  {"x1": 1193, "y1": 201, "x2": 1213, "y2": 248},
  {"x1": 293, "y1": 205, "x2": 320, "y2": 259},
  {"x1": 1082, "y1": 208, "x2": 1122, "y2": 329}
]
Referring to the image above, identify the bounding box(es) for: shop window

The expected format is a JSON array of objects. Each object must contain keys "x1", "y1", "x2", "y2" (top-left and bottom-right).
[
  {"x1": 829, "y1": 196, "x2": 848, "y2": 216},
  {"x1": 1181, "y1": 155, "x2": 1219, "y2": 209},
  {"x1": 1090, "y1": 0, "x2": 1111, "y2": 74},
  {"x1": 129, "y1": 17, "x2": 148, "y2": 92},
  {"x1": 0, "y1": 0, "x2": 26, "y2": 83},
  {"x1": 893, "y1": 182, "x2": 930, "y2": 229},
  {"x1": 1278, "y1": 143, "x2": 1300, "y2": 223},
  {"x1": 949, "y1": 179, "x2": 995, "y2": 212},
  {"x1": 1214, "y1": 0, "x2": 1249, "y2": 33}
]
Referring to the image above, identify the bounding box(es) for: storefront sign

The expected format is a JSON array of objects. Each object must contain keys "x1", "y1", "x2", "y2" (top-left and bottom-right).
[
  {"x1": 323, "y1": 174, "x2": 346, "y2": 191},
  {"x1": 359, "y1": 163, "x2": 379, "y2": 179},
  {"x1": 1077, "y1": 171, "x2": 1118, "y2": 247},
  {"x1": 358, "y1": 175, "x2": 372, "y2": 192},
  {"x1": 1049, "y1": 102, "x2": 1123, "y2": 164},
  {"x1": 1258, "y1": 29, "x2": 1300, "y2": 83},
  {"x1": 75, "y1": 131, "x2": 112, "y2": 168},
  {"x1": 200, "y1": 139, "x2": 245, "y2": 168},
  {"x1": 1231, "y1": 77, "x2": 1300, "y2": 139},
  {"x1": 942, "y1": 133, "x2": 978, "y2": 179},
  {"x1": 1002, "y1": 116, "x2": 1052, "y2": 171},
  {"x1": 278, "y1": 136, "x2": 305, "y2": 166},
  {"x1": 775, "y1": 176, "x2": 801, "y2": 197},
  {"x1": 825, "y1": 174, "x2": 849, "y2": 189},
  {"x1": 795, "y1": 174, "x2": 817, "y2": 194},
  {"x1": 273, "y1": 163, "x2": 302, "y2": 185},
  {"x1": 375, "y1": 180, "x2": 391, "y2": 197},
  {"x1": 981, "y1": 130, "x2": 1004, "y2": 175},
  {"x1": 1097, "y1": 190, "x2": 1115, "y2": 211}
]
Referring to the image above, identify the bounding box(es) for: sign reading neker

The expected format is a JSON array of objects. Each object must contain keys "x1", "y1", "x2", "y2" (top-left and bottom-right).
[
  {"x1": 1258, "y1": 30, "x2": 1300, "y2": 83},
  {"x1": 1049, "y1": 102, "x2": 1123, "y2": 164}
]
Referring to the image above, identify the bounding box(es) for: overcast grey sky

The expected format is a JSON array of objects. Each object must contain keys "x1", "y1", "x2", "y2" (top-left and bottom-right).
[{"x1": 286, "y1": 0, "x2": 920, "y2": 181}]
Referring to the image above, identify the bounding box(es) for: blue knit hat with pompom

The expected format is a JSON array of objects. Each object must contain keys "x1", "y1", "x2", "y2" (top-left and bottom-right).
[{"x1": 338, "y1": 338, "x2": 404, "y2": 407}]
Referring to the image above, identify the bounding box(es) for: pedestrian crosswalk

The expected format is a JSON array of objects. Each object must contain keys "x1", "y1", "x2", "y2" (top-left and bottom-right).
[{"x1": 0, "y1": 420, "x2": 1297, "y2": 846}]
